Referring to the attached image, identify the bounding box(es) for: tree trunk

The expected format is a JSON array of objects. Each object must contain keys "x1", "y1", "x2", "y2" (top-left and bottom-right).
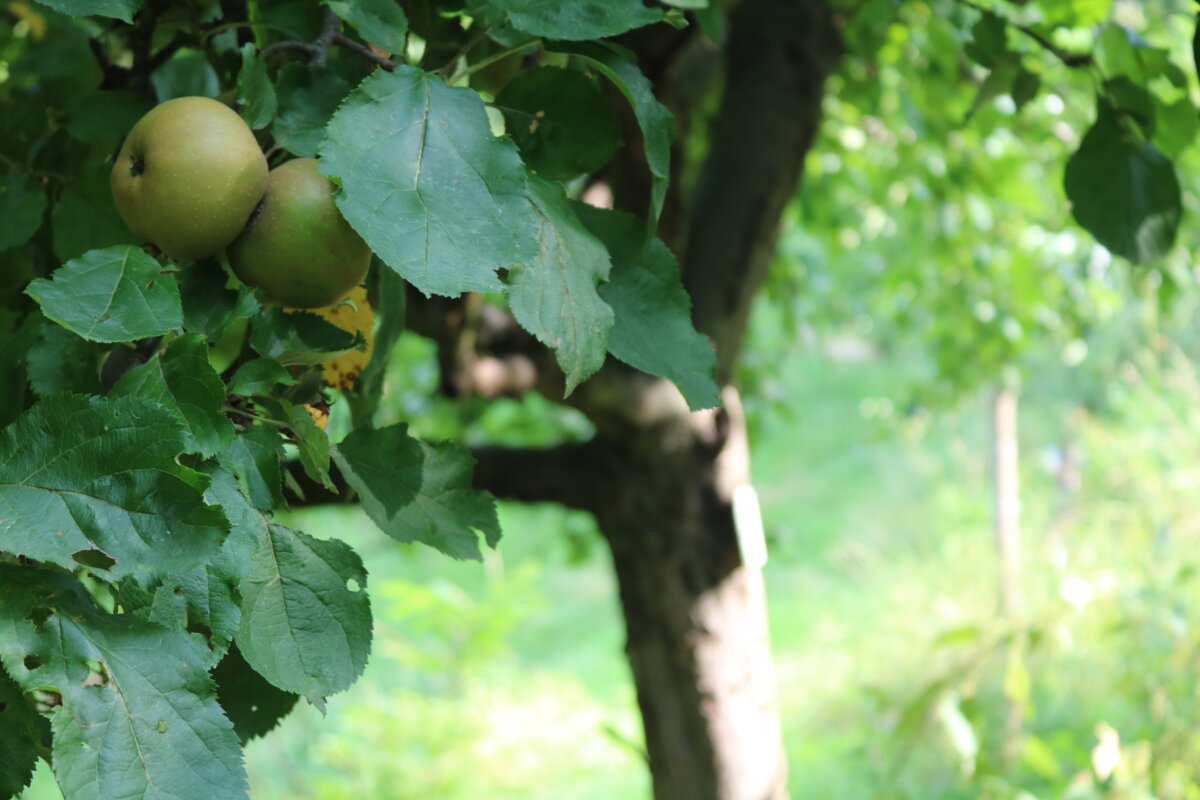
[
  {"x1": 471, "y1": 2, "x2": 841, "y2": 797},
  {"x1": 595, "y1": 391, "x2": 785, "y2": 800},
  {"x1": 991, "y1": 386, "x2": 1024, "y2": 766},
  {"x1": 595, "y1": 3, "x2": 839, "y2": 796},
  {"x1": 992, "y1": 387, "x2": 1021, "y2": 621}
]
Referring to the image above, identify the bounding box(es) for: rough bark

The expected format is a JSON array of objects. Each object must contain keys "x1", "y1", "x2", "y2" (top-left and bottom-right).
[
  {"x1": 592, "y1": 390, "x2": 785, "y2": 800},
  {"x1": 477, "y1": 3, "x2": 840, "y2": 796},
  {"x1": 364, "y1": 2, "x2": 842, "y2": 797},
  {"x1": 591, "y1": 3, "x2": 840, "y2": 797},
  {"x1": 683, "y1": 0, "x2": 841, "y2": 381}
]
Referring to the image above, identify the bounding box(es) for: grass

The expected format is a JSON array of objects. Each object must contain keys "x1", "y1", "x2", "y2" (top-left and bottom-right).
[{"x1": 22, "y1": 319, "x2": 1200, "y2": 799}]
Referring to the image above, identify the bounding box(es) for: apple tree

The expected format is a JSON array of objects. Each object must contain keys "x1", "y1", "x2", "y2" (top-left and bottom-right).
[
  {"x1": 2, "y1": 1, "x2": 1192, "y2": 799},
  {"x1": 0, "y1": 1, "x2": 762, "y2": 798}
]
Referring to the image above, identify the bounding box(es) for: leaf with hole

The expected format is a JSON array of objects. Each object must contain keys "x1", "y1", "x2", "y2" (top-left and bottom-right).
[
  {"x1": 0, "y1": 566, "x2": 249, "y2": 800},
  {"x1": 0, "y1": 394, "x2": 227, "y2": 585},
  {"x1": 319, "y1": 66, "x2": 538, "y2": 296},
  {"x1": 234, "y1": 524, "x2": 371, "y2": 699},
  {"x1": 26, "y1": 246, "x2": 183, "y2": 343}
]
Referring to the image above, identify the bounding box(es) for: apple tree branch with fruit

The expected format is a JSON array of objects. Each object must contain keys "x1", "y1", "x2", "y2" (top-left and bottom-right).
[{"x1": 0, "y1": 2, "x2": 718, "y2": 799}]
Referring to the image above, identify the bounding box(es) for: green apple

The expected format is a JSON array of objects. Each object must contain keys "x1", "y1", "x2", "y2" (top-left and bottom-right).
[
  {"x1": 111, "y1": 96, "x2": 268, "y2": 261},
  {"x1": 227, "y1": 158, "x2": 371, "y2": 309}
]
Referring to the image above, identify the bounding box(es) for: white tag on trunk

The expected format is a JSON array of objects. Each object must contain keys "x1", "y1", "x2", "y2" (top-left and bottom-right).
[{"x1": 732, "y1": 483, "x2": 767, "y2": 570}]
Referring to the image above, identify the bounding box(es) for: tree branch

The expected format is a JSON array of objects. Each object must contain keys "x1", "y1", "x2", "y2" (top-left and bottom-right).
[
  {"x1": 260, "y1": 39, "x2": 322, "y2": 61},
  {"x1": 261, "y1": 7, "x2": 339, "y2": 64},
  {"x1": 145, "y1": 32, "x2": 194, "y2": 73},
  {"x1": 332, "y1": 33, "x2": 398, "y2": 71},
  {"x1": 957, "y1": 0, "x2": 1092, "y2": 69},
  {"x1": 311, "y1": 6, "x2": 340, "y2": 67},
  {"x1": 681, "y1": 0, "x2": 842, "y2": 384},
  {"x1": 280, "y1": 440, "x2": 615, "y2": 515},
  {"x1": 261, "y1": 10, "x2": 398, "y2": 70},
  {"x1": 471, "y1": 441, "x2": 617, "y2": 512}
]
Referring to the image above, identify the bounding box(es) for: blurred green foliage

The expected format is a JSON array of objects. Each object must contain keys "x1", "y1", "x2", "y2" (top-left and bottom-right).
[
  {"x1": 13, "y1": 0, "x2": 1200, "y2": 796},
  {"x1": 22, "y1": 306, "x2": 1200, "y2": 799}
]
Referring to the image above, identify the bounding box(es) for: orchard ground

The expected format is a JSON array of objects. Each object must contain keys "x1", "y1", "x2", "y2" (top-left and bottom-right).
[{"x1": 20, "y1": 301, "x2": 1200, "y2": 799}]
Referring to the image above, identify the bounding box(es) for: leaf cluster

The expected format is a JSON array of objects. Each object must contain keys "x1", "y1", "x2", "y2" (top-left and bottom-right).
[
  {"x1": 768, "y1": 0, "x2": 1196, "y2": 400},
  {"x1": 0, "y1": 0, "x2": 723, "y2": 797}
]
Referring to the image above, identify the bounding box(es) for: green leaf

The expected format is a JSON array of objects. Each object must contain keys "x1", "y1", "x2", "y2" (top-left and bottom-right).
[
  {"x1": 344, "y1": 264, "x2": 405, "y2": 425},
  {"x1": 549, "y1": 41, "x2": 673, "y2": 229},
  {"x1": 1010, "y1": 69, "x2": 1040, "y2": 110},
  {"x1": 318, "y1": 66, "x2": 538, "y2": 297},
  {"x1": 237, "y1": 43, "x2": 277, "y2": 130},
  {"x1": 508, "y1": 177, "x2": 612, "y2": 393},
  {"x1": 1096, "y1": 23, "x2": 1162, "y2": 83},
  {"x1": 26, "y1": 245, "x2": 184, "y2": 343},
  {"x1": 255, "y1": 397, "x2": 333, "y2": 490},
  {"x1": 62, "y1": 90, "x2": 153, "y2": 152},
  {"x1": 235, "y1": 524, "x2": 371, "y2": 699},
  {"x1": 116, "y1": 562, "x2": 241, "y2": 668},
  {"x1": 272, "y1": 63, "x2": 351, "y2": 158},
  {"x1": 180, "y1": 262, "x2": 258, "y2": 341},
  {"x1": 0, "y1": 667, "x2": 47, "y2": 798},
  {"x1": 0, "y1": 172, "x2": 47, "y2": 253},
  {"x1": 116, "y1": 462, "x2": 267, "y2": 667},
  {"x1": 1152, "y1": 96, "x2": 1198, "y2": 159},
  {"x1": 288, "y1": 407, "x2": 333, "y2": 490},
  {"x1": 52, "y1": 169, "x2": 138, "y2": 262},
  {"x1": 326, "y1": 0, "x2": 408, "y2": 54},
  {"x1": 31, "y1": 0, "x2": 140, "y2": 22},
  {"x1": 496, "y1": 67, "x2": 621, "y2": 180},
  {"x1": 26, "y1": 323, "x2": 104, "y2": 397},
  {"x1": 228, "y1": 358, "x2": 297, "y2": 395},
  {"x1": 0, "y1": 566, "x2": 249, "y2": 800},
  {"x1": 1038, "y1": 0, "x2": 1112, "y2": 28},
  {"x1": 692, "y1": 1, "x2": 722, "y2": 39},
  {"x1": 151, "y1": 49, "x2": 220, "y2": 102},
  {"x1": 576, "y1": 204, "x2": 720, "y2": 410},
  {"x1": 334, "y1": 423, "x2": 501, "y2": 560},
  {"x1": 224, "y1": 426, "x2": 287, "y2": 513},
  {"x1": 965, "y1": 12, "x2": 1007, "y2": 69},
  {"x1": 212, "y1": 644, "x2": 299, "y2": 744},
  {"x1": 249, "y1": 307, "x2": 358, "y2": 366},
  {"x1": 200, "y1": 460, "x2": 269, "y2": 583},
  {"x1": 1064, "y1": 102, "x2": 1181, "y2": 264},
  {"x1": 111, "y1": 333, "x2": 236, "y2": 458},
  {"x1": 472, "y1": 0, "x2": 662, "y2": 40},
  {"x1": 0, "y1": 395, "x2": 228, "y2": 585},
  {"x1": 1104, "y1": 75, "x2": 1154, "y2": 138},
  {"x1": 0, "y1": 316, "x2": 39, "y2": 427}
]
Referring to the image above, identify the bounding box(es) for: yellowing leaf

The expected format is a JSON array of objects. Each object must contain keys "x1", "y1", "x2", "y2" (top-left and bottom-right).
[
  {"x1": 304, "y1": 403, "x2": 330, "y2": 431},
  {"x1": 287, "y1": 286, "x2": 375, "y2": 390}
]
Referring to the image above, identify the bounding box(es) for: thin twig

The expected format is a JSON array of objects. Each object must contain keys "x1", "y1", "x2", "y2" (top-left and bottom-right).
[
  {"x1": 260, "y1": 39, "x2": 321, "y2": 60},
  {"x1": 957, "y1": 0, "x2": 1093, "y2": 68},
  {"x1": 438, "y1": 25, "x2": 493, "y2": 77},
  {"x1": 311, "y1": 6, "x2": 340, "y2": 66},
  {"x1": 200, "y1": 20, "x2": 290, "y2": 42},
  {"x1": 332, "y1": 33, "x2": 398, "y2": 70},
  {"x1": 446, "y1": 40, "x2": 538, "y2": 85},
  {"x1": 146, "y1": 31, "x2": 194, "y2": 72},
  {"x1": 259, "y1": 7, "x2": 396, "y2": 70}
]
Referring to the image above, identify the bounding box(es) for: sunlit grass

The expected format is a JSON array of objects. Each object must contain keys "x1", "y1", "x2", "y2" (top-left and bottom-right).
[{"x1": 21, "y1": 339, "x2": 1200, "y2": 800}]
